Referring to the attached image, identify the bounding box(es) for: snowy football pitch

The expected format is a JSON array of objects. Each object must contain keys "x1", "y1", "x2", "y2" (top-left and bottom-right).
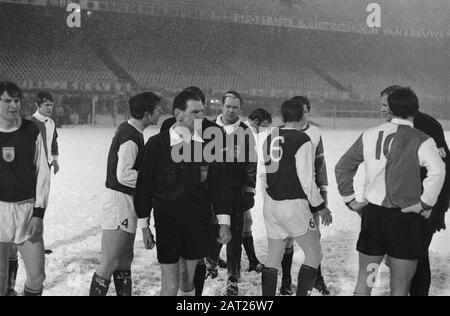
[{"x1": 14, "y1": 120, "x2": 450, "y2": 296}]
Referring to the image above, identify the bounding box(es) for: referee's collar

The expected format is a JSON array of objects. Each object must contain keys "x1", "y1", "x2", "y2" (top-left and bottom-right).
[
  {"x1": 169, "y1": 125, "x2": 204, "y2": 146},
  {"x1": 391, "y1": 118, "x2": 414, "y2": 127}
]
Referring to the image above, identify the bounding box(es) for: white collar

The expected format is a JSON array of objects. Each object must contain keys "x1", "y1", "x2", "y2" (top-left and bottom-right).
[
  {"x1": 391, "y1": 118, "x2": 414, "y2": 127},
  {"x1": 127, "y1": 119, "x2": 143, "y2": 134},
  {"x1": 216, "y1": 115, "x2": 241, "y2": 134},
  {"x1": 169, "y1": 125, "x2": 204, "y2": 147},
  {"x1": 33, "y1": 111, "x2": 49, "y2": 123}
]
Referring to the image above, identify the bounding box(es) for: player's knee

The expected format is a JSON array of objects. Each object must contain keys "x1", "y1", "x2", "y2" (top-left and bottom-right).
[
  {"x1": 285, "y1": 238, "x2": 294, "y2": 249},
  {"x1": 28, "y1": 270, "x2": 46, "y2": 287}
]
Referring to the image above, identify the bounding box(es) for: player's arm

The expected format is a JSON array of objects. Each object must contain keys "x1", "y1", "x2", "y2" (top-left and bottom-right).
[
  {"x1": 28, "y1": 133, "x2": 51, "y2": 241},
  {"x1": 33, "y1": 132, "x2": 51, "y2": 218},
  {"x1": 51, "y1": 125, "x2": 60, "y2": 174},
  {"x1": 315, "y1": 136, "x2": 329, "y2": 203},
  {"x1": 418, "y1": 138, "x2": 446, "y2": 209},
  {"x1": 116, "y1": 140, "x2": 139, "y2": 188},
  {"x1": 296, "y1": 141, "x2": 325, "y2": 212},
  {"x1": 244, "y1": 138, "x2": 257, "y2": 212},
  {"x1": 335, "y1": 134, "x2": 367, "y2": 213},
  {"x1": 134, "y1": 138, "x2": 157, "y2": 232}
]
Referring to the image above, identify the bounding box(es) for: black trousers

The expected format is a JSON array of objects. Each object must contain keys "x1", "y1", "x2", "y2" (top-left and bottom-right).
[
  {"x1": 410, "y1": 223, "x2": 433, "y2": 296},
  {"x1": 209, "y1": 211, "x2": 244, "y2": 281}
]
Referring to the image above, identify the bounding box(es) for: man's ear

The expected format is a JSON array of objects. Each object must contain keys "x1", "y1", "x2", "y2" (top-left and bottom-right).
[{"x1": 173, "y1": 108, "x2": 183, "y2": 121}]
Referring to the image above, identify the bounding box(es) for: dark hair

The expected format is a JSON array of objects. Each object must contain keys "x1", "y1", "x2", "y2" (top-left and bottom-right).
[
  {"x1": 387, "y1": 87, "x2": 419, "y2": 119},
  {"x1": 291, "y1": 96, "x2": 310, "y2": 112},
  {"x1": 0, "y1": 81, "x2": 22, "y2": 100},
  {"x1": 380, "y1": 85, "x2": 403, "y2": 97},
  {"x1": 249, "y1": 108, "x2": 272, "y2": 124},
  {"x1": 129, "y1": 92, "x2": 161, "y2": 119},
  {"x1": 281, "y1": 99, "x2": 304, "y2": 123},
  {"x1": 222, "y1": 90, "x2": 243, "y2": 106},
  {"x1": 183, "y1": 86, "x2": 206, "y2": 105},
  {"x1": 36, "y1": 91, "x2": 54, "y2": 106},
  {"x1": 173, "y1": 90, "x2": 201, "y2": 112}
]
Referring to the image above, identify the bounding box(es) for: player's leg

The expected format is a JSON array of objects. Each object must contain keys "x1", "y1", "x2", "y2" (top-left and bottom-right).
[
  {"x1": 388, "y1": 257, "x2": 418, "y2": 296},
  {"x1": 161, "y1": 263, "x2": 180, "y2": 296},
  {"x1": 262, "y1": 238, "x2": 286, "y2": 296},
  {"x1": 242, "y1": 210, "x2": 263, "y2": 273},
  {"x1": 280, "y1": 237, "x2": 294, "y2": 295},
  {"x1": 354, "y1": 253, "x2": 384, "y2": 296},
  {"x1": 0, "y1": 243, "x2": 11, "y2": 296},
  {"x1": 18, "y1": 237, "x2": 46, "y2": 296},
  {"x1": 179, "y1": 258, "x2": 198, "y2": 296},
  {"x1": 7, "y1": 245, "x2": 19, "y2": 296},
  {"x1": 293, "y1": 228, "x2": 322, "y2": 296},
  {"x1": 312, "y1": 212, "x2": 330, "y2": 295},
  {"x1": 410, "y1": 250, "x2": 431, "y2": 296},
  {"x1": 113, "y1": 232, "x2": 136, "y2": 296},
  {"x1": 89, "y1": 229, "x2": 134, "y2": 296}
]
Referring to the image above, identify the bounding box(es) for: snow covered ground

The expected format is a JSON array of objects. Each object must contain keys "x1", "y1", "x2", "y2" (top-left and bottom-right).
[{"x1": 13, "y1": 119, "x2": 450, "y2": 296}]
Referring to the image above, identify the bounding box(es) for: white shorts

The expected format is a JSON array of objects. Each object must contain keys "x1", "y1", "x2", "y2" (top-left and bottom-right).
[
  {"x1": 101, "y1": 189, "x2": 137, "y2": 234},
  {"x1": 0, "y1": 200, "x2": 35, "y2": 244},
  {"x1": 263, "y1": 194, "x2": 317, "y2": 240}
]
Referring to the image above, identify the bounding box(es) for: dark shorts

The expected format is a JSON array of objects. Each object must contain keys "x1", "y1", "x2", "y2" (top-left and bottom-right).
[
  {"x1": 357, "y1": 204, "x2": 426, "y2": 260},
  {"x1": 153, "y1": 200, "x2": 212, "y2": 264}
]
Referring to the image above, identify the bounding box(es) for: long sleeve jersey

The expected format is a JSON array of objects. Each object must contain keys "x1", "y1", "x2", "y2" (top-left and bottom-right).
[{"x1": 335, "y1": 118, "x2": 445, "y2": 209}]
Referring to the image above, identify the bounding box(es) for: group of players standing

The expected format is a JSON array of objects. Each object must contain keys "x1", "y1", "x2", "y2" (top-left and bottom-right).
[{"x1": 0, "y1": 80, "x2": 448, "y2": 296}]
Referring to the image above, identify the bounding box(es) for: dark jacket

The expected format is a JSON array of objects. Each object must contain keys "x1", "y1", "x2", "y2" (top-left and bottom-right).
[
  {"x1": 134, "y1": 129, "x2": 232, "y2": 219},
  {"x1": 414, "y1": 111, "x2": 450, "y2": 210}
]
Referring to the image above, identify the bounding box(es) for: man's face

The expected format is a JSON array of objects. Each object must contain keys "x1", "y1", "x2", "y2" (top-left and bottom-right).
[
  {"x1": 0, "y1": 91, "x2": 21, "y2": 123},
  {"x1": 176, "y1": 100, "x2": 204, "y2": 131},
  {"x1": 38, "y1": 100, "x2": 54, "y2": 118},
  {"x1": 380, "y1": 95, "x2": 393, "y2": 122},
  {"x1": 255, "y1": 119, "x2": 271, "y2": 133},
  {"x1": 144, "y1": 104, "x2": 163, "y2": 127},
  {"x1": 303, "y1": 104, "x2": 310, "y2": 121},
  {"x1": 222, "y1": 97, "x2": 241, "y2": 124}
]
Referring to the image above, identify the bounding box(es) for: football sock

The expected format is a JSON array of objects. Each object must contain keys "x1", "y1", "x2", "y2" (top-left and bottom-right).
[
  {"x1": 261, "y1": 267, "x2": 278, "y2": 296},
  {"x1": 296, "y1": 265, "x2": 317, "y2": 296},
  {"x1": 281, "y1": 247, "x2": 294, "y2": 288},
  {"x1": 89, "y1": 273, "x2": 111, "y2": 296},
  {"x1": 8, "y1": 257, "x2": 19, "y2": 292},
  {"x1": 23, "y1": 285, "x2": 43, "y2": 296},
  {"x1": 113, "y1": 270, "x2": 132, "y2": 296}
]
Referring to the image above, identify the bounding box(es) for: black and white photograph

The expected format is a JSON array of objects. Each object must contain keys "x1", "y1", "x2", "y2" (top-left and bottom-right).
[{"x1": 0, "y1": 0, "x2": 449, "y2": 299}]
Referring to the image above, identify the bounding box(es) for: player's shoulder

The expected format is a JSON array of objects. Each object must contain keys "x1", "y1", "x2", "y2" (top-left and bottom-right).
[
  {"x1": 280, "y1": 128, "x2": 311, "y2": 145},
  {"x1": 20, "y1": 118, "x2": 40, "y2": 135},
  {"x1": 115, "y1": 121, "x2": 142, "y2": 142},
  {"x1": 147, "y1": 129, "x2": 169, "y2": 147}
]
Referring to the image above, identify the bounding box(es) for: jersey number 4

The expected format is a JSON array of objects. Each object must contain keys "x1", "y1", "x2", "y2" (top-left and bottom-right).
[
  {"x1": 375, "y1": 131, "x2": 395, "y2": 160},
  {"x1": 121, "y1": 219, "x2": 129, "y2": 228}
]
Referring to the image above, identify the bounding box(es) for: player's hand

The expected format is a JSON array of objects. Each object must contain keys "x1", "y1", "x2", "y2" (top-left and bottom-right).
[
  {"x1": 27, "y1": 217, "x2": 44, "y2": 243},
  {"x1": 401, "y1": 203, "x2": 431, "y2": 219},
  {"x1": 51, "y1": 160, "x2": 60, "y2": 175},
  {"x1": 217, "y1": 225, "x2": 232, "y2": 245},
  {"x1": 348, "y1": 200, "x2": 369, "y2": 216},
  {"x1": 142, "y1": 228, "x2": 156, "y2": 250},
  {"x1": 319, "y1": 207, "x2": 333, "y2": 226}
]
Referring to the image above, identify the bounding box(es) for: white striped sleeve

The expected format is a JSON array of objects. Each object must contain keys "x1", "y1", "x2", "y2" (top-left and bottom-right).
[
  {"x1": 295, "y1": 141, "x2": 324, "y2": 208},
  {"x1": 34, "y1": 133, "x2": 51, "y2": 211},
  {"x1": 117, "y1": 140, "x2": 139, "y2": 188},
  {"x1": 418, "y1": 138, "x2": 446, "y2": 208}
]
